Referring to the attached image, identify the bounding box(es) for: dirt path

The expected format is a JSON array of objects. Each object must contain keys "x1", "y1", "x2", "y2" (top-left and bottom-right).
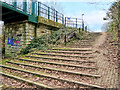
[
  {"x1": 92, "y1": 32, "x2": 107, "y2": 48},
  {"x1": 92, "y1": 32, "x2": 118, "y2": 88}
]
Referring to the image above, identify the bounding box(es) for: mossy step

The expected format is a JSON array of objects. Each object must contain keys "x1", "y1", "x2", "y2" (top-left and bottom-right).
[
  {"x1": 6, "y1": 60, "x2": 100, "y2": 78},
  {"x1": 45, "y1": 50, "x2": 93, "y2": 54},
  {"x1": 32, "y1": 52, "x2": 94, "y2": 58},
  {"x1": 0, "y1": 65, "x2": 102, "y2": 89},
  {"x1": 0, "y1": 72, "x2": 53, "y2": 89},
  {"x1": 25, "y1": 55, "x2": 96, "y2": 63},
  {"x1": 80, "y1": 40, "x2": 94, "y2": 42},
  {"x1": 78, "y1": 44, "x2": 92, "y2": 46},
  {"x1": 52, "y1": 48, "x2": 92, "y2": 51},
  {"x1": 14, "y1": 58, "x2": 97, "y2": 69}
]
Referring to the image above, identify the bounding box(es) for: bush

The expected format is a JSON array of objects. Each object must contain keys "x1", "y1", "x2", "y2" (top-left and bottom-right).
[{"x1": 20, "y1": 27, "x2": 86, "y2": 55}]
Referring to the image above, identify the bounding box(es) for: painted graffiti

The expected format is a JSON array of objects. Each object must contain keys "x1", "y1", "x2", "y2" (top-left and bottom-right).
[{"x1": 7, "y1": 37, "x2": 21, "y2": 48}]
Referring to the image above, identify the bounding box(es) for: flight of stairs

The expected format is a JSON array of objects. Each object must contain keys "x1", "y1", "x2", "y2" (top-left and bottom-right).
[{"x1": 1, "y1": 33, "x2": 103, "y2": 89}]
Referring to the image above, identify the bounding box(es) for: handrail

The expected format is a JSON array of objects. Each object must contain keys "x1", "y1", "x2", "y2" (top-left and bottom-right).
[{"x1": 64, "y1": 29, "x2": 78, "y2": 45}]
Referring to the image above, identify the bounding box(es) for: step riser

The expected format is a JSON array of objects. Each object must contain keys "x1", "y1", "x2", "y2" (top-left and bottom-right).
[
  {"x1": 7, "y1": 60, "x2": 97, "y2": 75},
  {"x1": 4, "y1": 63, "x2": 98, "y2": 82},
  {"x1": 1, "y1": 65, "x2": 102, "y2": 89},
  {"x1": 21, "y1": 58, "x2": 96, "y2": 67},
  {"x1": 1, "y1": 73, "x2": 53, "y2": 89},
  {"x1": 45, "y1": 51, "x2": 93, "y2": 55},
  {"x1": 25, "y1": 56, "x2": 95, "y2": 63},
  {"x1": 51, "y1": 49, "x2": 92, "y2": 51},
  {"x1": 22, "y1": 58, "x2": 97, "y2": 69},
  {"x1": 32, "y1": 53, "x2": 94, "y2": 58},
  {"x1": 5, "y1": 61, "x2": 100, "y2": 78}
]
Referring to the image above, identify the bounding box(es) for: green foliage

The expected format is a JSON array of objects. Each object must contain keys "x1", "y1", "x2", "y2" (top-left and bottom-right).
[
  {"x1": 20, "y1": 35, "x2": 49, "y2": 54},
  {"x1": 20, "y1": 27, "x2": 86, "y2": 55},
  {"x1": 105, "y1": 1, "x2": 119, "y2": 42},
  {"x1": 20, "y1": 28, "x2": 64, "y2": 54}
]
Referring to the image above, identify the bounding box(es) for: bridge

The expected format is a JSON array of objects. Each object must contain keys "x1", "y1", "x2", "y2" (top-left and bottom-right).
[
  {"x1": 0, "y1": 0, "x2": 64, "y2": 27},
  {"x1": 0, "y1": 0, "x2": 88, "y2": 57}
]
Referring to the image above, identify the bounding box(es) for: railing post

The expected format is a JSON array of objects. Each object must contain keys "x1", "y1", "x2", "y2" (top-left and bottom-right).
[
  {"x1": 35, "y1": 2, "x2": 37, "y2": 16},
  {"x1": 76, "y1": 18, "x2": 77, "y2": 28},
  {"x1": 54, "y1": 9, "x2": 55, "y2": 21},
  {"x1": 23, "y1": 0, "x2": 27, "y2": 13},
  {"x1": 32, "y1": 1, "x2": 35, "y2": 15},
  {"x1": 64, "y1": 34, "x2": 66, "y2": 45},
  {"x1": 38, "y1": 2, "x2": 40, "y2": 16},
  {"x1": 65, "y1": 17, "x2": 66, "y2": 26},
  {"x1": 82, "y1": 21, "x2": 84, "y2": 31},
  {"x1": 85, "y1": 26, "x2": 87, "y2": 32},
  {"x1": 38, "y1": 2, "x2": 41, "y2": 16},
  {"x1": 48, "y1": 7, "x2": 50, "y2": 19},
  {"x1": 13, "y1": 0, "x2": 17, "y2": 9},
  {"x1": 62, "y1": 14, "x2": 64, "y2": 24},
  {"x1": 56, "y1": 11, "x2": 58, "y2": 22},
  {"x1": 79, "y1": 28, "x2": 80, "y2": 33}
]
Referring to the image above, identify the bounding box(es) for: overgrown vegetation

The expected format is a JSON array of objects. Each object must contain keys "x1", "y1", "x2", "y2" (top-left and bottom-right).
[
  {"x1": 20, "y1": 27, "x2": 86, "y2": 55},
  {"x1": 104, "y1": 1, "x2": 120, "y2": 43}
]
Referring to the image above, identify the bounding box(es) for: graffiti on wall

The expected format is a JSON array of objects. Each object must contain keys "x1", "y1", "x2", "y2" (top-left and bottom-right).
[{"x1": 7, "y1": 34, "x2": 22, "y2": 48}]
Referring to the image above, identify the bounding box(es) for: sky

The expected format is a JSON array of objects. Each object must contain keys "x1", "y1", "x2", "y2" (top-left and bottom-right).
[
  {"x1": 60, "y1": 1, "x2": 112, "y2": 32},
  {"x1": 40, "y1": 0, "x2": 115, "y2": 32}
]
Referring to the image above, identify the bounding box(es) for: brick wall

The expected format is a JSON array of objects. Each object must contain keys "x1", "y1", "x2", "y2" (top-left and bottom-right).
[
  {"x1": 4, "y1": 20, "x2": 35, "y2": 57},
  {"x1": 4, "y1": 20, "x2": 55, "y2": 57}
]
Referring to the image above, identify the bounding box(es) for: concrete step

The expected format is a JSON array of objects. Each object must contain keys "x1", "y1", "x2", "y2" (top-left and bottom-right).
[
  {"x1": 43, "y1": 50, "x2": 93, "y2": 55},
  {"x1": 52, "y1": 48, "x2": 92, "y2": 51},
  {"x1": 0, "y1": 72, "x2": 53, "y2": 89},
  {"x1": 10, "y1": 58, "x2": 97, "y2": 69},
  {"x1": 31, "y1": 52, "x2": 94, "y2": 59},
  {"x1": 6, "y1": 60, "x2": 100, "y2": 78},
  {"x1": 1, "y1": 64, "x2": 103, "y2": 89},
  {"x1": 25, "y1": 55, "x2": 96, "y2": 63}
]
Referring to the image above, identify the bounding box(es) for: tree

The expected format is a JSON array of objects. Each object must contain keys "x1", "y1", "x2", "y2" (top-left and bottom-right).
[{"x1": 105, "y1": 1, "x2": 119, "y2": 42}]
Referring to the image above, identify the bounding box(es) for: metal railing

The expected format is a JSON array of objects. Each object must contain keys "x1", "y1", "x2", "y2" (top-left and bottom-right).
[
  {"x1": 1, "y1": 0, "x2": 64, "y2": 24},
  {"x1": 65, "y1": 17, "x2": 82, "y2": 28},
  {"x1": 38, "y1": 2, "x2": 64, "y2": 24},
  {"x1": 64, "y1": 29, "x2": 78, "y2": 45}
]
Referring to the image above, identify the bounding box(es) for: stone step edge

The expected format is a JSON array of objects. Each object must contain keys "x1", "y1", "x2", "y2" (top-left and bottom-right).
[
  {"x1": 0, "y1": 72, "x2": 53, "y2": 89},
  {"x1": 1, "y1": 65, "x2": 103, "y2": 89},
  {"x1": 21, "y1": 57, "x2": 97, "y2": 69},
  {"x1": 44, "y1": 50, "x2": 93, "y2": 54},
  {"x1": 6, "y1": 60, "x2": 100, "y2": 78},
  {"x1": 32, "y1": 53, "x2": 94, "y2": 58},
  {"x1": 25, "y1": 55, "x2": 96, "y2": 63},
  {"x1": 51, "y1": 48, "x2": 92, "y2": 51}
]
